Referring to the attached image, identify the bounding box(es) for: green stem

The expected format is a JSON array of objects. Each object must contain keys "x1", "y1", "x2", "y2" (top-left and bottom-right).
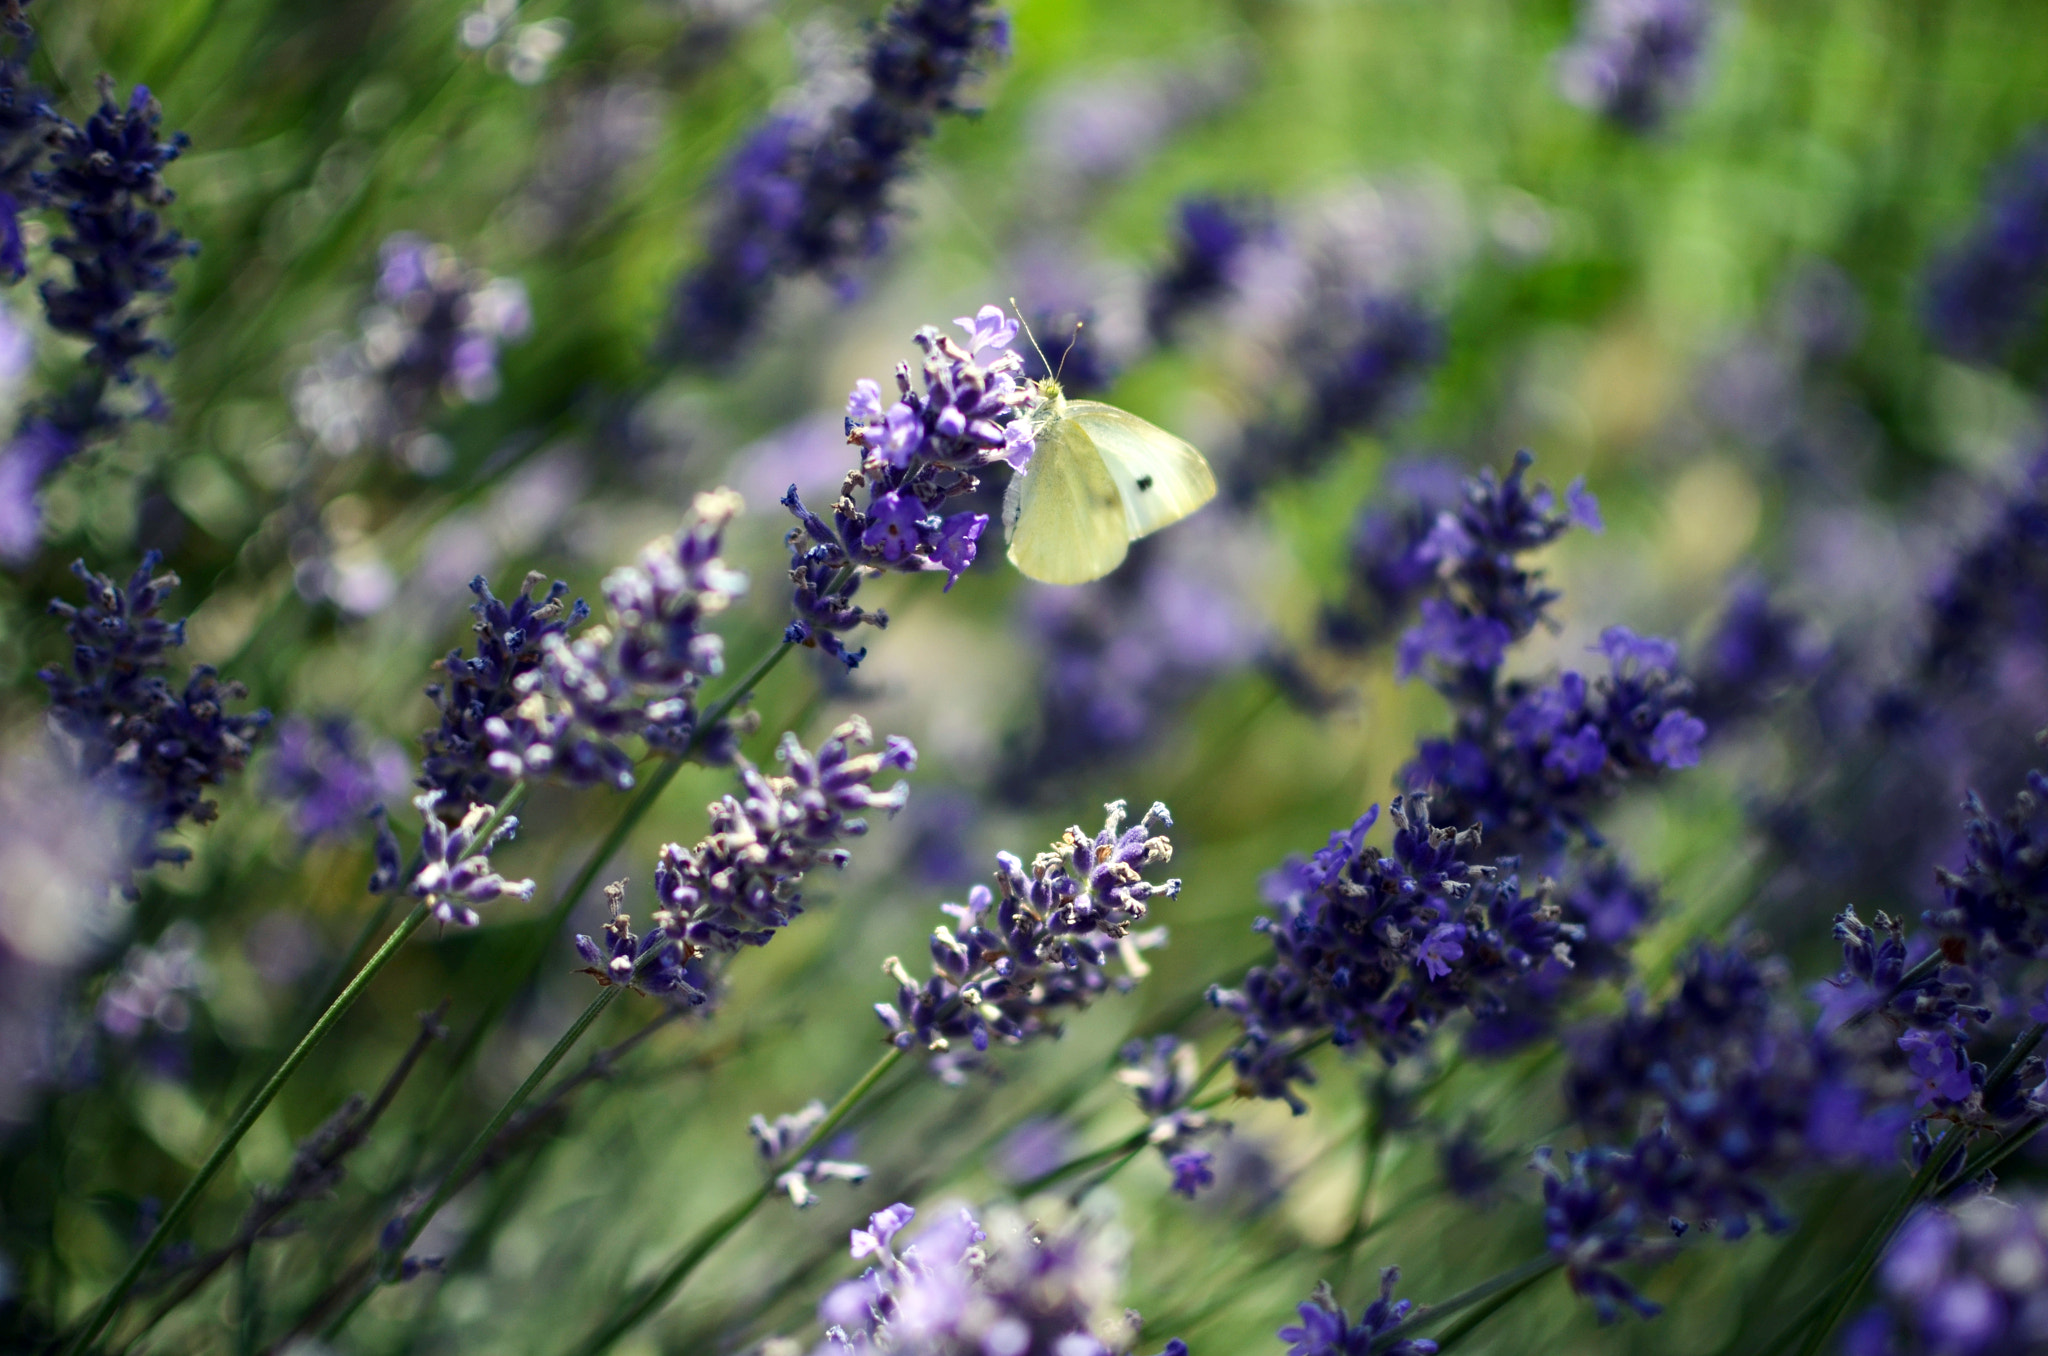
[
  {"x1": 1369, "y1": 1255, "x2": 1561, "y2": 1354},
  {"x1": 573, "y1": 1045, "x2": 905, "y2": 1356},
  {"x1": 60, "y1": 904, "x2": 433, "y2": 1356},
  {"x1": 320, "y1": 985, "x2": 626, "y2": 1341},
  {"x1": 1947, "y1": 1114, "x2": 2045, "y2": 1194},
  {"x1": 700, "y1": 636, "x2": 800, "y2": 734},
  {"x1": 1424, "y1": 1262, "x2": 1555, "y2": 1354}
]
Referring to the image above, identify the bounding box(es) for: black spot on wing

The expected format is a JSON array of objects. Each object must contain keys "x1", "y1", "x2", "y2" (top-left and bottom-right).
[{"x1": 1136, "y1": 475, "x2": 1154, "y2": 490}]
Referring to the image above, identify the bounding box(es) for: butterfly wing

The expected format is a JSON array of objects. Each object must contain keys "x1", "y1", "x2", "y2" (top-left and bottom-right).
[
  {"x1": 1065, "y1": 400, "x2": 1218, "y2": 540},
  {"x1": 1004, "y1": 416, "x2": 1130, "y2": 584}
]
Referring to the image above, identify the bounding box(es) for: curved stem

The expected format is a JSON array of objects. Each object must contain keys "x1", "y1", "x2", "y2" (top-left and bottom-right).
[
  {"x1": 573, "y1": 1045, "x2": 905, "y2": 1356},
  {"x1": 1368, "y1": 1255, "x2": 1560, "y2": 1355},
  {"x1": 320, "y1": 985, "x2": 626, "y2": 1341},
  {"x1": 61, "y1": 904, "x2": 432, "y2": 1356}
]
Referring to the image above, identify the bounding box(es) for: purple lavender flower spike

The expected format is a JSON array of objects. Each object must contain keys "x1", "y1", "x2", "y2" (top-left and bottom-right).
[
  {"x1": 652, "y1": 717, "x2": 915, "y2": 956},
  {"x1": 1556, "y1": 0, "x2": 1713, "y2": 133},
  {"x1": 877, "y1": 800, "x2": 1177, "y2": 1078},
  {"x1": 1146, "y1": 195, "x2": 1270, "y2": 341},
  {"x1": 266, "y1": 716, "x2": 410, "y2": 843},
  {"x1": 748, "y1": 1100, "x2": 870, "y2": 1208},
  {"x1": 1278, "y1": 1272, "x2": 1438, "y2": 1356},
  {"x1": 1923, "y1": 130, "x2": 2048, "y2": 365},
  {"x1": 666, "y1": 0, "x2": 1009, "y2": 364},
  {"x1": 782, "y1": 309, "x2": 1034, "y2": 661},
  {"x1": 1856, "y1": 1195, "x2": 2048, "y2": 1356},
  {"x1": 39, "y1": 553, "x2": 269, "y2": 882},
  {"x1": 402, "y1": 791, "x2": 534, "y2": 928}
]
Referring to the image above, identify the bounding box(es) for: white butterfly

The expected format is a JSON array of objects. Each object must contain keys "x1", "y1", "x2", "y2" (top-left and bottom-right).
[{"x1": 1002, "y1": 375, "x2": 1219, "y2": 585}]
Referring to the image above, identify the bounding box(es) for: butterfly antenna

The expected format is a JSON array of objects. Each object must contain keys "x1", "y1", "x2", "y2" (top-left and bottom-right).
[
  {"x1": 1009, "y1": 297, "x2": 1055, "y2": 378},
  {"x1": 1055, "y1": 319, "x2": 1083, "y2": 383}
]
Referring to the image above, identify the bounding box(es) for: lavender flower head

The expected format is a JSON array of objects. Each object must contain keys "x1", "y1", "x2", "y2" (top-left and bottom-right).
[
  {"x1": 39, "y1": 554, "x2": 270, "y2": 879},
  {"x1": 876, "y1": 800, "x2": 1177, "y2": 1071},
  {"x1": 783, "y1": 306, "x2": 1035, "y2": 665},
  {"x1": 1926, "y1": 766, "x2": 2048, "y2": 962},
  {"x1": 1146, "y1": 195, "x2": 1270, "y2": 341},
  {"x1": 1923, "y1": 130, "x2": 2048, "y2": 365},
  {"x1": 1556, "y1": 0, "x2": 1713, "y2": 133},
  {"x1": 1851, "y1": 1195, "x2": 2048, "y2": 1356},
  {"x1": 814, "y1": 1200, "x2": 1143, "y2": 1356},
  {"x1": 1210, "y1": 796, "x2": 1577, "y2": 1111},
  {"x1": 1279, "y1": 1273, "x2": 1438, "y2": 1356},
  {"x1": 379, "y1": 791, "x2": 535, "y2": 928},
  {"x1": 652, "y1": 717, "x2": 916, "y2": 954},
  {"x1": 666, "y1": 0, "x2": 1009, "y2": 363},
  {"x1": 96, "y1": 921, "x2": 205, "y2": 1043},
  {"x1": 481, "y1": 490, "x2": 750, "y2": 791}
]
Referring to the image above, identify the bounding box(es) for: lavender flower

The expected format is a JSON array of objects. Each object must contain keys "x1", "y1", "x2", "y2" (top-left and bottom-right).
[
  {"x1": 1911, "y1": 449, "x2": 2048, "y2": 694},
  {"x1": 419, "y1": 571, "x2": 589, "y2": 804},
  {"x1": 571, "y1": 881, "x2": 706, "y2": 1003},
  {"x1": 39, "y1": 554, "x2": 270, "y2": 878},
  {"x1": 1556, "y1": 0, "x2": 1713, "y2": 133},
  {"x1": 1278, "y1": 1273, "x2": 1438, "y2": 1356},
  {"x1": 813, "y1": 1200, "x2": 1145, "y2": 1356},
  {"x1": 39, "y1": 79, "x2": 193, "y2": 383},
  {"x1": 1533, "y1": 1147, "x2": 1665, "y2": 1322},
  {"x1": 1321, "y1": 459, "x2": 1465, "y2": 654},
  {"x1": 291, "y1": 233, "x2": 530, "y2": 462},
  {"x1": 1234, "y1": 293, "x2": 1441, "y2": 498},
  {"x1": 0, "y1": 11, "x2": 52, "y2": 284},
  {"x1": 1851, "y1": 1195, "x2": 2048, "y2": 1356},
  {"x1": 667, "y1": 0, "x2": 1009, "y2": 363},
  {"x1": 875, "y1": 800, "x2": 1177, "y2": 1072},
  {"x1": 1209, "y1": 797, "x2": 1577, "y2": 1111},
  {"x1": 1923, "y1": 130, "x2": 2048, "y2": 364},
  {"x1": 479, "y1": 490, "x2": 750, "y2": 791},
  {"x1": 1927, "y1": 767, "x2": 2048, "y2": 962},
  {"x1": 1116, "y1": 1037, "x2": 1225, "y2": 1195},
  {"x1": 387, "y1": 791, "x2": 535, "y2": 928},
  {"x1": 0, "y1": 417, "x2": 81, "y2": 561},
  {"x1": 749, "y1": 1101, "x2": 871, "y2": 1208},
  {"x1": 264, "y1": 716, "x2": 410, "y2": 842},
  {"x1": 1145, "y1": 195, "x2": 1269, "y2": 342},
  {"x1": 96, "y1": 922, "x2": 204, "y2": 1043},
  {"x1": 652, "y1": 717, "x2": 915, "y2": 954},
  {"x1": 783, "y1": 307, "x2": 1034, "y2": 665}
]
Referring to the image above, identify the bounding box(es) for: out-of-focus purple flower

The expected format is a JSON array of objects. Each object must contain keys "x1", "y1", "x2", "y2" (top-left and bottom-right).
[
  {"x1": 876, "y1": 800, "x2": 1176, "y2": 1075},
  {"x1": 292, "y1": 234, "x2": 530, "y2": 460},
  {"x1": 1322, "y1": 459, "x2": 1465, "y2": 654},
  {"x1": 39, "y1": 554, "x2": 270, "y2": 880},
  {"x1": 1926, "y1": 767, "x2": 2048, "y2": 961},
  {"x1": 1278, "y1": 1272, "x2": 1438, "y2": 1356},
  {"x1": 1534, "y1": 1147, "x2": 1666, "y2": 1323},
  {"x1": 748, "y1": 1100, "x2": 871, "y2": 1209},
  {"x1": 1556, "y1": 0, "x2": 1713, "y2": 133},
  {"x1": 1923, "y1": 130, "x2": 2048, "y2": 365},
  {"x1": 265, "y1": 716, "x2": 410, "y2": 843},
  {"x1": 1858, "y1": 1196, "x2": 2048, "y2": 1356},
  {"x1": 813, "y1": 1200, "x2": 1143, "y2": 1356},
  {"x1": 97, "y1": 921, "x2": 203, "y2": 1042},
  {"x1": 0, "y1": 418, "x2": 81, "y2": 563},
  {"x1": 1687, "y1": 576, "x2": 1823, "y2": 726},
  {"x1": 654, "y1": 717, "x2": 915, "y2": 955},
  {"x1": 667, "y1": 0, "x2": 1009, "y2": 364},
  {"x1": 1146, "y1": 195, "x2": 1271, "y2": 341}
]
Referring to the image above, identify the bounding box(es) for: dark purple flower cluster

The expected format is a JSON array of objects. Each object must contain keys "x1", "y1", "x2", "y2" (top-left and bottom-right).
[
  {"x1": 876, "y1": 800, "x2": 1177, "y2": 1071},
  {"x1": 815, "y1": 1200, "x2": 1152, "y2": 1356},
  {"x1": 419, "y1": 572, "x2": 590, "y2": 804},
  {"x1": 1923, "y1": 130, "x2": 2048, "y2": 365},
  {"x1": 1910, "y1": 450, "x2": 2048, "y2": 695},
  {"x1": 1234, "y1": 293, "x2": 1442, "y2": 498},
  {"x1": 0, "y1": 6, "x2": 51, "y2": 284},
  {"x1": 1209, "y1": 797, "x2": 1577, "y2": 1111},
  {"x1": 39, "y1": 554, "x2": 269, "y2": 879},
  {"x1": 1321, "y1": 460, "x2": 1464, "y2": 654},
  {"x1": 374, "y1": 791, "x2": 534, "y2": 928},
  {"x1": 264, "y1": 715, "x2": 408, "y2": 843},
  {"x1": 1683, "y1": 575, "x2": 1822, "y2": 728},
  {"x1": 653, "y1": 717, "x2": 916, "y2": 954},
  {"x1": 782, "y1": 307, "x2": 1034, "y2": 666},
  {"x1": 1145, "y1": 195, "x2": 1269, "y2": 342},
  {"x1": 38, "y1": 80, "x2": 193, "y2": 383},
  {"x1": 1278, "y1": 1273, "x2": 1437, "y2": 1356},
  {"x1": 1555, "y1": 0, "x2": 1713, "y2": 133},
  {"x1": 1533, "y1": 1146, "x2": 1667, "y2": 1322},
  {"x1": 1928, "y1": 769, "x2": 2048, "y2": 962},
  {"x1": 480, "y1": 490, "x2": 750, "y2": 790},
  {"x1": 1844, "y1": 1194, "x2": 2048, "y2": 1356},
  {"x1": 1563, "y1": 945, "x2": 1901, "y2": 1240},
  {"x1": 666, "y1": 0, "x2": 1008, "y2": 364}
]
